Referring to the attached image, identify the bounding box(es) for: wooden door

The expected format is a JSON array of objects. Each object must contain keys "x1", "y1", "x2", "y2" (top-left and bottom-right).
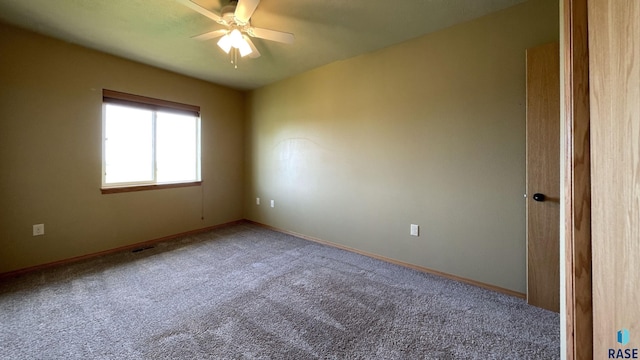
[
  {"x1": 589, "y1": 0, "x2": 640, "y2": 355},
  {"x1": 526, "y1": 42, "x2": 560, "y2": 312}
]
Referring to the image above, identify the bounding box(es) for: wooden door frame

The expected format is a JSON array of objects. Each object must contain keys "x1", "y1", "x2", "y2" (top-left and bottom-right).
[{"x1": 562, "y1": 0, "x2": 593, "y2": 358}]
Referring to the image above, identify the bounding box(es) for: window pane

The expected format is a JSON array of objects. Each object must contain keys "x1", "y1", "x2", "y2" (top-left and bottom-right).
[
  {"x1": 156, "y1": 112, "x2": 199, "y2": 183},
  {"x1": 104, "y1": 104, "x2": 153, "y2": 184}
]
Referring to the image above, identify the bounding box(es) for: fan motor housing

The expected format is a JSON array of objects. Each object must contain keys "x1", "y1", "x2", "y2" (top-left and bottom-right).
[{"x1": 221, "y1": 3, "x2": 237, "y2": 23}]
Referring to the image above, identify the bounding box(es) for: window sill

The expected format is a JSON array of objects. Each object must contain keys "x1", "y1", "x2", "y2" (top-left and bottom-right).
[{"x1": 101, "y1": 181, "x2": 202, "y2": 194}]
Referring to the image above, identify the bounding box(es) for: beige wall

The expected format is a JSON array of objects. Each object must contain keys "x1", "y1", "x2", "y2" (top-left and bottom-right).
[
  {"x1": 245, "y1": 0, "x2": 559, "y2": 293},
  {"x1": 0, "y1": 23, "x2": 245, "y2": 273}
]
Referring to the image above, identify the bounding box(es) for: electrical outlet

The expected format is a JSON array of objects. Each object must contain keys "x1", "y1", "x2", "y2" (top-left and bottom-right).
[
  {"x1": 270, "y1": 200, "x2": 275, "y2": 208},
  {"x1": 256, "y1": 197, "x2": 260, "y2": 205},
  {"x1": 410, "y1": 224, "x2": 419, "y2": 237},
  {"x1": 33, "y1": 224, "x2": 45, "y2": 236}
]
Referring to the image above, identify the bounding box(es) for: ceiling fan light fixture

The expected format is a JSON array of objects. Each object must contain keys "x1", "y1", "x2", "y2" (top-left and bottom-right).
[
  {"x1": 238, "y1": 38, "x2": 253, "y2": 57},
  {"x1": 229, "y1": 29, "x2": 243, "y2": 48},
  {"x1": 220, "y1": 29, "x2": 252, "y2": 57},
  {"x1": 217, "y1": 34, "x2": 232, "y2": 53}
]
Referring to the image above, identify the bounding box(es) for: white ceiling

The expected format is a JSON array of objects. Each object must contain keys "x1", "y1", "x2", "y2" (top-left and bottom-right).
[{"x1": 0, "y1": 0, "x2": 527, "y2": 90}]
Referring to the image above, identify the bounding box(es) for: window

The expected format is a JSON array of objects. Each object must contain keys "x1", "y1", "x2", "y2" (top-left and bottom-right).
[{"x1": 102, "y1": 90, "x2": 201, "y2": 193}]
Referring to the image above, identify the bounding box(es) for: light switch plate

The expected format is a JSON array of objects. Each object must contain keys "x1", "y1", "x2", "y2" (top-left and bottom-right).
[{"x1": 410, "y1": 224, "x2": 419, "y2": 236}]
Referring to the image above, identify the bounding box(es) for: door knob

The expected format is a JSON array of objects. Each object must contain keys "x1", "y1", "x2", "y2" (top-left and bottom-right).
[{"x1": 532, "y1": 193, "x2": 546, "y2": 202}]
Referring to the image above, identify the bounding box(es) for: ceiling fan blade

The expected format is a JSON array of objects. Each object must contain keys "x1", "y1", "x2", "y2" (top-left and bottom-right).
[
  {"x1": 192, "y1": 29, "x2": 228, "y2": 41},
  {"x1": 176, "y1": 0, "x2": 225, "y2": 24},
  {"x1": 244, "y1": 36, "x2": 261, "y2": 58},
  {"x1": 234, "y1": 0, "x2": 260, "y2": 25},
  {"x1": 249, "y1": 27, "x2": 295, "y2": 44}
]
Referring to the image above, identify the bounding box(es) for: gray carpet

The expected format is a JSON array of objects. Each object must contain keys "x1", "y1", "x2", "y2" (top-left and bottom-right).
[{"x1": 0, "y1": 222, "x2": 559, "y2": 359}]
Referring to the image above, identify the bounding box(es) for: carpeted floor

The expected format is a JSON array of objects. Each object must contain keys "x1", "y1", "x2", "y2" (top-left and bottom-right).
[{"x1": 0, "y1": 222, "x2": 559, "y2": 359}]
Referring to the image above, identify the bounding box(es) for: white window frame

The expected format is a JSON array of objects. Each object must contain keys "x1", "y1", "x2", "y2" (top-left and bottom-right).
[{"x1": 101, "y1": 89, "x2": 201, "y2": 193}]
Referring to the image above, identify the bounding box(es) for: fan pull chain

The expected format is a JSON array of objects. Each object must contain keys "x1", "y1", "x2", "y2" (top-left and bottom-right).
[{"x1": 230, "y1": 48, "x2": 238, "y2": 69}]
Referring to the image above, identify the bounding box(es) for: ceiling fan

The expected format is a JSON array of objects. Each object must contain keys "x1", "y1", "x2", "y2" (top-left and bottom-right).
[{"x1": 177, "y1": 0, "x2": 295, "y2": 67}]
